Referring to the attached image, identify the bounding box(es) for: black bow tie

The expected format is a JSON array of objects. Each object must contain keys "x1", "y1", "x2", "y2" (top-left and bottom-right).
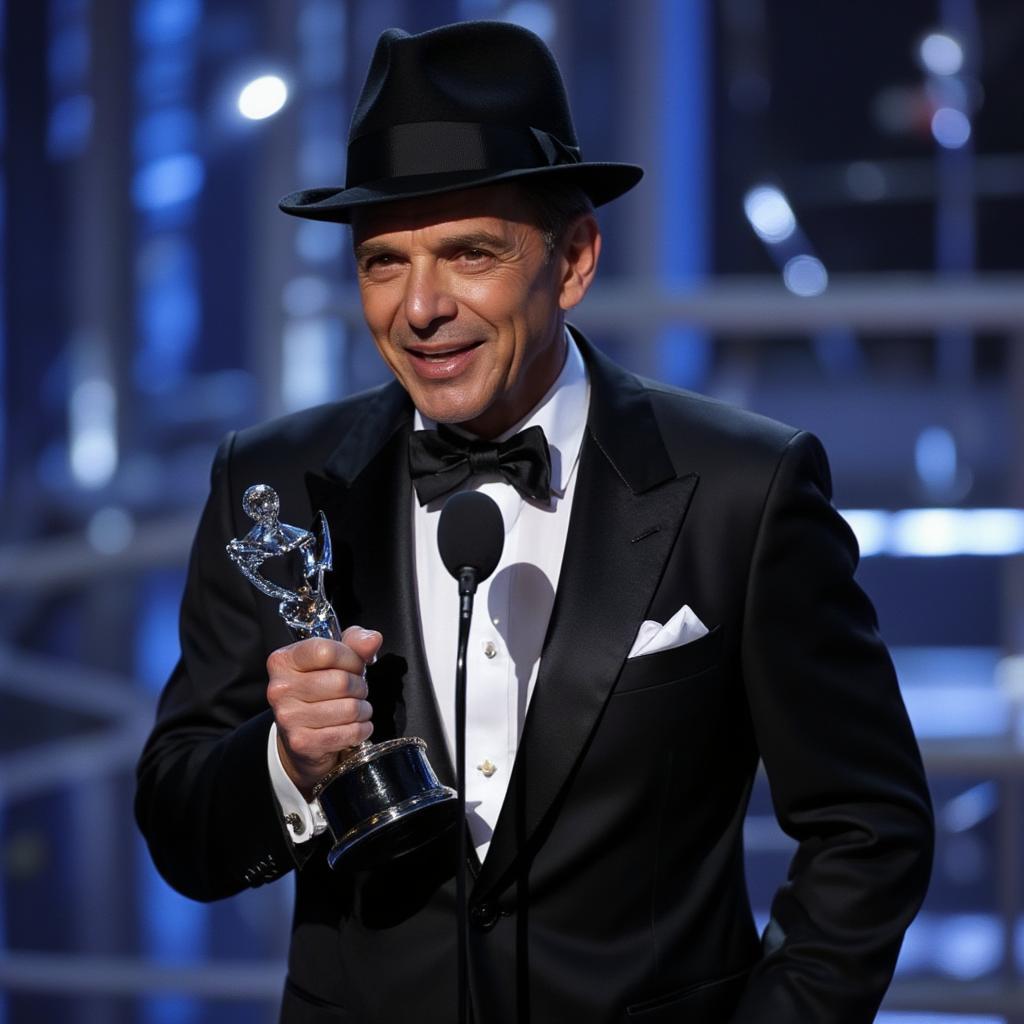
[{"x1": 408, "y1": 424, "x2": 552, "y2": 506}]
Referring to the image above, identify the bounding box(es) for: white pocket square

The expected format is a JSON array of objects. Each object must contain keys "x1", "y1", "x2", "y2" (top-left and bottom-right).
[{"x1": 628, "y1": 604, "x2": 709, "y2": 659}]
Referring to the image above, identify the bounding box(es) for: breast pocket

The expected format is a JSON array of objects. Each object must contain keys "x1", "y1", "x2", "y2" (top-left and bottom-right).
[{"x1": 613, "y1": 625, "x2": 722, "y2": 695}]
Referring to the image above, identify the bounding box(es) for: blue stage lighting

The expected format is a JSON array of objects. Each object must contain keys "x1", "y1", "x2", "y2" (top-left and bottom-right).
[
  {"x1": 931, "y1": 107, "x2": 972, "y2": 149},
  {"x1": 238, "y1": 74, "x2": 288, "y2": 120},
  {"x1": 919, "y1": 31, "x2": 965, "y2": 77},
  {"x1": 782, "y1": 254, "x2": 828, "y2": 297},
  {"x1": 743, "y1": 185, "x2": 796, "y2": 244}
]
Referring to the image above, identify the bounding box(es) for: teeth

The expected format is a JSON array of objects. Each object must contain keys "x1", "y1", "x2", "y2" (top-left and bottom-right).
[{"x1": 419, "y1": 346, "x2": 469, "y2": 360}]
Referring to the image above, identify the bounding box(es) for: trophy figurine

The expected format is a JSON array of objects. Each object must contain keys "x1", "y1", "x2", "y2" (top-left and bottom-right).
[{"x1": 227, "y1": 484, "x2": 456, "y2": 868}]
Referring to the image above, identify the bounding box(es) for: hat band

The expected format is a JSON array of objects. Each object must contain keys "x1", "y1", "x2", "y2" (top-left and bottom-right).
[{"x1": 346, "y1": 121, "x2": 581, "y2": 188}]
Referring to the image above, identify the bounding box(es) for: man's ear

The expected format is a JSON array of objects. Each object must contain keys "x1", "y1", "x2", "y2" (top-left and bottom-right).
[{"x1": 558, "y1": 214, "x2": 601, "y2": 311}]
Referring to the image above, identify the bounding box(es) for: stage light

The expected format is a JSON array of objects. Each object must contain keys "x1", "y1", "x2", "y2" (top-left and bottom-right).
[
  {"x1": 891, "y1": 509, "x2": 1024, "y2": 557},
  {"x1": 839, "y1": 510, "x2": 888, "y2": 557},
  {"x1": 915, "y1": 426, "x2": 957, "y2": 494},
  {"x1": 931, "y1": 107, "x2": 971, "y2": 149},
  {"x1": 961, "y1": 510, "x2": 1024, "y2": 555},
  {"x1": 136, "y1": 0, "x2": 200, "y2": 46},
  {"x1": 238, "y1": 74, "x2": 288, "y2": 120},
  {"x1": 919, "y1": 31, "x2": 964, "y2": 77},
  {"x1": 841, "y1": 508, "x2": 1024, "y2": 558},
  {"x1": 890, "y1": 509, "x2": 959, "y2": 557},
  {"x1": 87, "y1": 507, "x2": 135, "y2": 555},
  {"x1": 782, "y1": 254, "x2": 828, "y2": 297},
  {"x1": 70, "y1": 378, "x2": 117, "y2": 489},
  {"x1": 132, "y1": 152, "x2": 204, "y2": 210},
  {"x1": 742, "y1": 185, "x2": 796, "y2": 244},
  {"x1": 933, "y1": 915, "x2": 1000, "y2": 980},
  {"x1": 282, "y1": 318, "x2": 342, "y2": 412}
]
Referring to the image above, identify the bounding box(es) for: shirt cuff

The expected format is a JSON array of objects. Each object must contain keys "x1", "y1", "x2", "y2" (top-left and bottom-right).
[{"x1": 266, "y1": 722, "x2": 328, "y2": 844}]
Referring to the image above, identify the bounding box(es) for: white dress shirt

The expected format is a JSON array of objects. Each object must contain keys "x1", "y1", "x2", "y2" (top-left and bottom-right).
[{"x1": 268, "y1": 331, "x2": 589, "y2": 860}]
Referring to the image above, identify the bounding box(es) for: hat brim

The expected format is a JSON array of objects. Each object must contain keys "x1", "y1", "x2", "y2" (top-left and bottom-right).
[{"x1": 278, "y1": 161, "x2": 643, "y2": 224}]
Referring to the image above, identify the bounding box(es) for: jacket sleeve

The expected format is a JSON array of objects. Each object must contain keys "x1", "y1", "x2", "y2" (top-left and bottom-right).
[
  {"x1": 134, "y1": 433, "x2": 321, "y2": 902},
  {"x1": 730, "y1": 431, "x2": 934, "y2": 1022}
]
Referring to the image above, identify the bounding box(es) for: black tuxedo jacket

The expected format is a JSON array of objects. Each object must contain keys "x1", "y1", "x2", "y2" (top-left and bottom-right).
[{"x1": 136, "y1": 333, "x2": 933, "y2": 1023}]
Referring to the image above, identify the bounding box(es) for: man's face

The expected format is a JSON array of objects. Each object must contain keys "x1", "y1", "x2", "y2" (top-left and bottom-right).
[{"x1": 352, "y1": 184, "x2": 597, "y2": 438}]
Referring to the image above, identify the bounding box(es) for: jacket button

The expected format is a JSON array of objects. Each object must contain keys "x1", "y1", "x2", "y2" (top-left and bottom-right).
[{"x1": 470, "y1": 902, "x2": 498, "y2": 930}]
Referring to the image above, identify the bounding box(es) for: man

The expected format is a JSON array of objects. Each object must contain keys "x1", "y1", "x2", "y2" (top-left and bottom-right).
[{"x1": 136, "y1": 20, "x2": 933, "y2": 1024}]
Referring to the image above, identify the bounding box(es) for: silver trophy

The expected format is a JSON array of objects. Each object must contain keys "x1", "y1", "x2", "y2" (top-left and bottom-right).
[{"x1": 227, "y1": 484, "x2": 456, "y2": 868}]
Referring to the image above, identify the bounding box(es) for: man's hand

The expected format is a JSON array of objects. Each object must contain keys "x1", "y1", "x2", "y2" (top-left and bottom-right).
[{"x1": 267, "y1": 626, "x2": 382, "y2": 797}]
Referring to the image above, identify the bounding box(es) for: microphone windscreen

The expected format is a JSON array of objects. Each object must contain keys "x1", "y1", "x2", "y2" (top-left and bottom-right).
[{"x1": 437, "y1": 491, "x2": 505, "y2": 582}]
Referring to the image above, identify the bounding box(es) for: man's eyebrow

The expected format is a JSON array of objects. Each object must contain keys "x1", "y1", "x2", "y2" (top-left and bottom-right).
[
  {"x1": 353, "y1": 239, "x2": 395, "y2": 262},
  {"x1": 435, "y1": 230, "x2": 510, "y2": 251},
  {"x1": 354, "y1": 230, "x2": 511, "y2": 263}
]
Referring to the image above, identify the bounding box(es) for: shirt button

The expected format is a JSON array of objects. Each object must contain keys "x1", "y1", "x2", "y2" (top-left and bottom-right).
[
  {"x1": 284, "y1": 812, "x2": 305, "y2": 836},
  {"x1": 482, "y1": 640, "x2": 497, "y2": 659},
  {"x1": 477, "y1": 759, "x2": 497, "y2": 778}
]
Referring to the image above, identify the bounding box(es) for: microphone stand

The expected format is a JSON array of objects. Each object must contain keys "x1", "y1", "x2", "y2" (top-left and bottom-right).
[
  {"x1": 455, "y1": 565, "x2": 477, "y2": 1024},
  {"x1": 438, "y1": 487, "x2": 504, "y2": 1024}
]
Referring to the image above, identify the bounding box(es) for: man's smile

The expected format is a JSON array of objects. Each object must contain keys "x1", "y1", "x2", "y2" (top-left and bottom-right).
[
  {"x1": 407, "y1": 340, "x2": 484, "y2": 360},
  {"x1": 405, "y1": 340, "x2": 486, "y2": 380}
]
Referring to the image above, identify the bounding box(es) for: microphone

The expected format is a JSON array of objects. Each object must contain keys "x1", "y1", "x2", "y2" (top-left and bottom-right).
[
  {"x1": 437, "y1": 490, "x2": 504, "y2": 1024},
  {"x1": 438, "y1": 489, "x2": 505, "y2": 593}
]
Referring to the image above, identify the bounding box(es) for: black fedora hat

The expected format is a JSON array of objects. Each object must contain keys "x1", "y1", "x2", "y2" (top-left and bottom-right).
[{"x1": 278, "y1": 20, "x2": 643, "y2": 223}]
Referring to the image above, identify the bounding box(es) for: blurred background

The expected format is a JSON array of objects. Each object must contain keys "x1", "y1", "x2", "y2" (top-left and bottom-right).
[{"x1": 0, "y1": 0, "x2": 1022, "y2": 1021}]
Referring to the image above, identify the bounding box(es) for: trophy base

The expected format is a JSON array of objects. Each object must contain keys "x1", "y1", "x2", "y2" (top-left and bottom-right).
[
  {"x1": 313, "y1": 737, "x2": 457, "y2": 869},
  {"x1": 326, "y1": 788, "x2": 458, "y2": 868}
]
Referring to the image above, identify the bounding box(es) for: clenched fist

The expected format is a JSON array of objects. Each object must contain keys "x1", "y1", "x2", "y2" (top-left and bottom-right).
[{"x1": 267, "y1": 625, "x2": 383, "y2": 796}]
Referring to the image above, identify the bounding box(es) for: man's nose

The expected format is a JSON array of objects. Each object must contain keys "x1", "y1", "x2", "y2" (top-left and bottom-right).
[{"x1": 404, "y1": 263, "x2": 457, "y2": 330}]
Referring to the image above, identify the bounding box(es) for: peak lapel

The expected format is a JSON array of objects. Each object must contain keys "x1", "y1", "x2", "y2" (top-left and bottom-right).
[
  {"x1": 304, "y1": 383, "x2": 455, "y2": 788},
  {"x1": 473, "y1": 338, "x2": 698, "y2": 899}
]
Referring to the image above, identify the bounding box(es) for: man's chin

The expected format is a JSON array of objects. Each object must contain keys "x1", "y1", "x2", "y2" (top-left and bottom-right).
[
  {"x1": 410, "y1": 393, "x2": 491, "y2": 429},
  {"x1": 419, "y1": 399, "x2": 511, "y2": 439},
  {"x1": 429, "y1": 408, "x2": 492, "y2": 432}
]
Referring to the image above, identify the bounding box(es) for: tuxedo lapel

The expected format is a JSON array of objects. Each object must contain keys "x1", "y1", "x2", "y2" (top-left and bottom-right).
[
  {"x1": 474, "y1": 337, "x2": 698, "y2": 899},
  {"x1": 304, "y1": 382, "x2": 456, "y2": 789}
]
